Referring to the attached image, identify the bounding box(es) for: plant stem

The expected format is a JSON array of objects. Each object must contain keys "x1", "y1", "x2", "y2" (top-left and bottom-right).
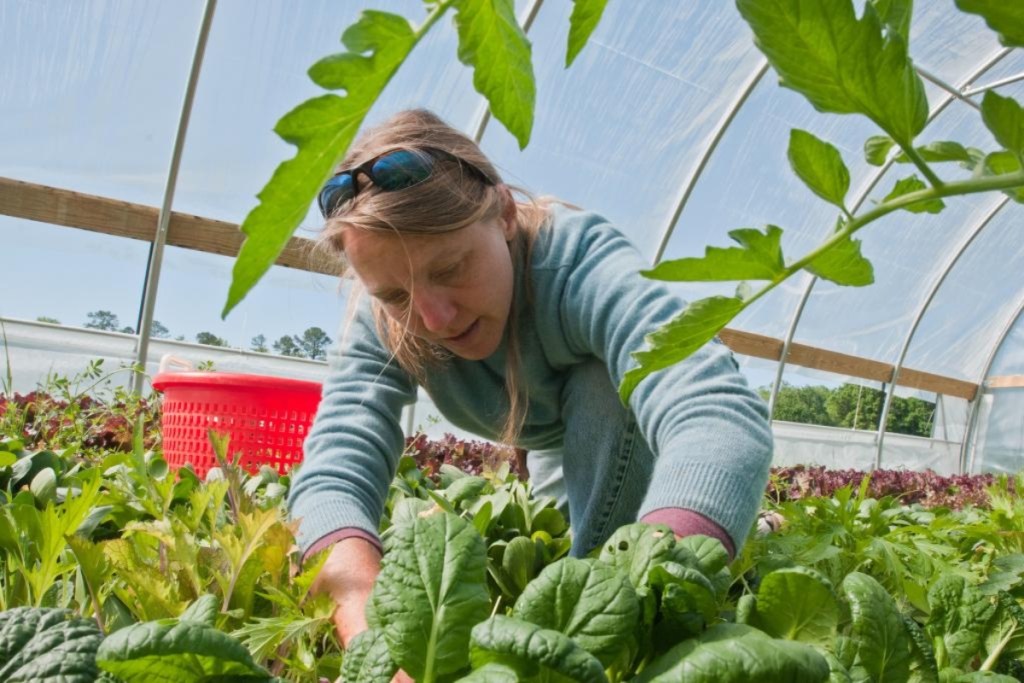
[
  {"x1": 743, "y1": 171, "x2": 1024, "y2": 312},
  {"x1": 981, "y1": 622, "x2": 1018, "y2": 671},
  {"x1": 416, "y1": 0, "x2": 455, "y2": 39},
  {"x1": 901, "y1": 144, "x2": 944, "y2": 188}
]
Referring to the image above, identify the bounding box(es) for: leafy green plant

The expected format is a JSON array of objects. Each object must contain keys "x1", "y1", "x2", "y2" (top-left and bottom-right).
[{"x1": 619, "y1": 0, "x2": 1024, "y2": 400}]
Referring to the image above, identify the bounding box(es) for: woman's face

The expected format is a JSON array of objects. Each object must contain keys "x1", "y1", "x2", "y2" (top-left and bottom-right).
[{"x1": 342, "y1": 215, "x2": 517, "y2": 360}]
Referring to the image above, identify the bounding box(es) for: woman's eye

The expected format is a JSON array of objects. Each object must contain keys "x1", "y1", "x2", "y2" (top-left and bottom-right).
[{"x1": 380, "y1": 292, "x2": 408, "y2": 306}]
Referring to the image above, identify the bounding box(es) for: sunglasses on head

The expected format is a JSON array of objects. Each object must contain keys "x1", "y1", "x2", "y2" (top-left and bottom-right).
[{"x1": 317, "y1": 147, "x2": 494, "y2": 219}]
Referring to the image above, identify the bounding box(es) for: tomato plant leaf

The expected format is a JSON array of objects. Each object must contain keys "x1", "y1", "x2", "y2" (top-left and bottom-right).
[
  {"x1": 644, "y1": 226, "x2": 785, "y2": 282},
  {"x1": 982, "y1": 151, "x2": 1024, "y2": 203},
  {"x1": 842, "y1": 572, "x2": 912, "y2": 683},
  {"x1": 223, "y1": 11, "x2": 417, "y2": 317},
  {"x1": 870, "y1": 0, "x2": 914, "y2": 44},
  {"x1": 788, "y1": 129, "x2": 851, "y2": 210},
  {"x1": 981, "y1": 91, "x2": 1024, "y2": 157},
  {"x1": 453, "y1": 0, "x2": 535, "y2": 149},
  {"x1": 370, "y1": 511, "x2": 490, "y2": 680},
  {"x1": 735, "y1": 0, "x2": 928, "y2": 147},
  {"x1": 747, "y1": 567, "x2": 840, "y2": 646},
  {"x1": 805, "y1": 233, "x2": 874, "y2": 286},
  {"x1": 954, "y1": 0, "x2": 1024, "y2": 47},
  {"x1": 513, "y1": 557, "x2": 639, "y2": 667},
  {"x1": 883, "y1": 175, "x2": 946, "y2": 214},
  {"x1": 469, "y1": 615, "x2": 608, "y2": 681},
  {"x1": 620, "y1": 296, "x2": 745, "y2": 402},
  {"x1": 865, "y1": 135, "x2": 896, "y2": 166},
  {"x1": 567, "y1": 0, "x2": 609, "y2": 66},
  {"x1": 893, "y1": 141, "x2": 973, "y2": 164}
]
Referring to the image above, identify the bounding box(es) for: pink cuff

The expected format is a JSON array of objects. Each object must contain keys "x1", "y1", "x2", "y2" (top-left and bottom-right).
[
  {"x1": 302, "y1": 528, "x2": 383, "y2": 565},
  {"x1": 640, "y1": 508, "x2": 736, "y2": 559}
]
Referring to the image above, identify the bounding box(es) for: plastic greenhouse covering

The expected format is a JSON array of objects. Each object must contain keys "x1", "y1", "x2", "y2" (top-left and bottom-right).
[{"x1": 2, "y1": 0, "x2": 1023, "y2": 476}]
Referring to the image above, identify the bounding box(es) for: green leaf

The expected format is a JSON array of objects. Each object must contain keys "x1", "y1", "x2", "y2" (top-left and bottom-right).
[
  {"x1": 502, "y1": 535, "x2": 538, "y2": 595},
  {"x1": 597, "y1": 523, "x2": 678, "y2": 589},
  {"x1": 96, "y1": 620, "x2": 271, "y2": 681},
  {"x1": 370, "y1": 511, "x2": 491, "y2": 680},
  {"x1": 0, "y1": 451, "x2": 16, "y2": 467},
  {"x1": 0, "y1": 607, "x2": 102, "y2": 682},
  {"x1": 567, "y1": 0, "x2": 610, "y2": 66},
  {"x1": 223, "y1": 11, "x2": 417, "y2": 317},
  {"x1": 676, "y1": 535, "x2": 730, "y2": 576},
  {"x1": 513, "y1": 557, "x2": 639, "y2": 667},
  {"x1": 634, "y1": 623, "x2": 831, "y2": 682},
  {"x1": 981, "y1": 92, "x2": 1024, "y2": 157},
  {"x1": 982, "y1": 151, "x2": 1024, "y2": 203},
  {"x1": 894, "y1": 141, "x2": 973, "y2": 164},
  {"x1": 983, "y1": 593, "x2": 1024, "y2": 668},
  {"x1": 883, "y1": 176, "x2": 946, "y2": 213},
  {"x1": 788, "y1": 129, "x2": 851, "y2": 209},
  {"x1": 865, "y1": 135, "x2": 896, "y2": 166},
  {"x1": 643, "y1": 225, "x2": 785, "y2": 282},
  {"x1": 926, "y1": 574, "x2": 996, "y2": 670},
  {"x1": 954, "y1": 0, "x2": 1024, "y2": 47},
  {"x1": 648, "y1": 562, "x2": 718, "y2": 640},
  {"x1": 457, "y1": 662, "x2": 521, "y2": 681},
  {"x1": 619, "y1": 296, "x2": 745, "y2": 402},
  {"x1": 870, "y1": 0, "x2": 914, "y2": 43},
  {"x1": 453, "y1": 0, "x2": 535, "y2": 149},
  {"x1": 748, "y1": 567, "x2": 840, "y2": 646},
  {"x1": 179, "y1": 594, "x2": 220, "y2": 626},
  {"x1": 340, "y1": 628, "x2": 397, "y2": 683},
  {"x1": 842, "y1": 572, "x2": 912, "y2": 683},
  {"x1": 805, "y1": 232, "x2": 874, "y2": 286},
  {"x1": 469, "y1": 615, "x2": 609, "y2": 682},
  {"x1": 903, "y1": 614, "x2": 939, "y2": 683},
  {"x1": 736, "y1": 0, "x2": 928, "y2": 147}
]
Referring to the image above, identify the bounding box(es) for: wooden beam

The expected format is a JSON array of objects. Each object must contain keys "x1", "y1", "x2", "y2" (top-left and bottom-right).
[
  {"x1": 987, "y1": 375, "x2": 1024, "y2": 389},
  {"x1": 0, "y1": 177, "x2": 981, "y2": 401},
  {"x1": 717, "y1": 328, "x2": 784, "y2": 361},
  {"x1": 717, "y1": 330, "x2": 978, "y2": 401},
  {"x1": 0, "y1": 176, "x2": 341, "y2": 276}
]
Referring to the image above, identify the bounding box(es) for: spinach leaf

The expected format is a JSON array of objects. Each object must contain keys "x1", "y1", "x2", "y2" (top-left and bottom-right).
[
  {"x1": 339, "y1": 628, "x2": 397, "y2": 683},
  {"x1": 469, "y1": 615, "x2": 608, "y2": 682},
  {"x1": 0, "y1": 607, "x2": 102, "y2": 683},
  {"x1": 926, "y1": 574, "x2": 996, "y2": 671},
  {"x1": 842, "y1": 572, "x2": 912, "y2": 682},
  {"x1": 370, "y1": 510, "x2": 490, "y2": 681},
  {"x1": 747, "y1": 567, "x2": 840, "y2": 646},
  {"x1": 513, "y1": 557, "x2": 639, "y2": 666}
]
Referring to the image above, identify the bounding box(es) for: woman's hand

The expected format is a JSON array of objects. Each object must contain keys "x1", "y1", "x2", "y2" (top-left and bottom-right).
[{"x1": 311, "y1": 536, "x2": 382, "y2": 647}]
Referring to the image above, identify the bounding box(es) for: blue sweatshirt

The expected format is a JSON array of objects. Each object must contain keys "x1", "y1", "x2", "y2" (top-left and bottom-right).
[{"x1": 288, "y1": 204, "x2": 773, "y2": 554}]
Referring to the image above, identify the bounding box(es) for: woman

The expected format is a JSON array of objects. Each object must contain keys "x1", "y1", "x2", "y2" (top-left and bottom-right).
[{"x1": 287, "y1": 109, "x2": 773, "y2": 651}]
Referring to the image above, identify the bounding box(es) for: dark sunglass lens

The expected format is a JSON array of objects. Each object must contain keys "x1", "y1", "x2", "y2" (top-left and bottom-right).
[
  {"x1": 372, "y1": 150, "x2": 433, "y2": 191},
  {"x1": 318, "y1": 173, "x2": 355, "y2": 217}
]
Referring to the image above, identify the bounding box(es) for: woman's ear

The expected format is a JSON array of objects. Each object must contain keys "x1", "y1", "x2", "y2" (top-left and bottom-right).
[{"x1": 500, "y1": 185, "x2": 517, "y2": 241}]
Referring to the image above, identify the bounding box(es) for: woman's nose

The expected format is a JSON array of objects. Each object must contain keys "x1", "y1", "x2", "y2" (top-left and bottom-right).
[{"x1": 413, "y1": 289, "x2": 457, "y2": 334}]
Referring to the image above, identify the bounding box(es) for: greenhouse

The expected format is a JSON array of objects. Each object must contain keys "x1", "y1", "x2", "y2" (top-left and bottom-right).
[{"x1": 2, "y1": 1, "x2": 1024, "y2": 681}]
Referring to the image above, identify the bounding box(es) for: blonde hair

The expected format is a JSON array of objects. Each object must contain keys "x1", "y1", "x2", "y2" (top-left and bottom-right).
[{"x1": 319, "y1": 109, "x2": 550, "y2": 446}]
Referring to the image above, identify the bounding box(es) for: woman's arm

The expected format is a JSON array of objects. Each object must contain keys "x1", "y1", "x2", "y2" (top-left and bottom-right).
[{"x1": 312, "y1": 536, "x2": 381, "y2": 647}]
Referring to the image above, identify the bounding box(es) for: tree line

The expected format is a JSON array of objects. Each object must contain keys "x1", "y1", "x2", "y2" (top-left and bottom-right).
[
  {"x1": 36, "y1": 310, "x2": 332, "y2": 361},
  {"x1": 760, "y1": 382, "x2": 936, "y2": 438}
]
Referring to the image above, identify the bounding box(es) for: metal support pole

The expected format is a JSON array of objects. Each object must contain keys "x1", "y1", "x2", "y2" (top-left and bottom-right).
[
  {"x1": 961, "y1": 296, "x2": 1024, "y2": 473},
  {"x1": 765, "y1": 49, "x2": 1013, "y2": 418},
  {"x1": 962, "y1": 70, "x2": 1024, "y2": 97},
  {"x1": 651, "y1": 60, "x2": 770, "y2": 264},
  {"x1": 132, "y1": 0, "x2": 217, "y2": 394},
  {"x1": 873, "y1": 196, "x2": 1010, "y2": 469}
]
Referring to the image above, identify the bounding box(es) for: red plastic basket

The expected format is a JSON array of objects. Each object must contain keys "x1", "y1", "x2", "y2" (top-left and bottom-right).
[{"x1": 152, "y1": 372, "x2": 323, "y2": 478}]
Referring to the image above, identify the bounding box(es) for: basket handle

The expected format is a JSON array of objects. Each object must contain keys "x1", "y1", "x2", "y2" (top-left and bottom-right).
[{"x1": 158, "y1": 354, "x2": 195, "y2": 374}]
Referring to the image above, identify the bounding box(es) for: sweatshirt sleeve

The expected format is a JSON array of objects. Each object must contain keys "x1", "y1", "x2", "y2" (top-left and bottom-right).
[
  {"x1": 286, "y1": 296, "x2": 417, "y2": 555},
  {"x1": 558, "y1": 215, "x2": 773, "y2": 553}
]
